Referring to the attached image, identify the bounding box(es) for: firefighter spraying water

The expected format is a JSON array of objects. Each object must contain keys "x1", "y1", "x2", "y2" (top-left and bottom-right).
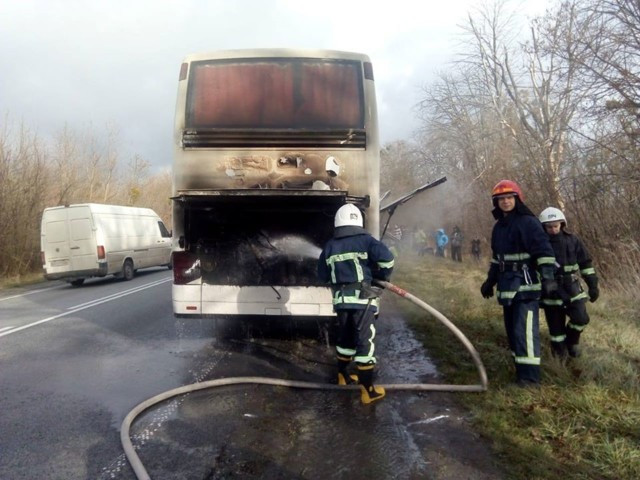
[{"x1": 318, "y1": 204, "x2": 395, "y2": 404}]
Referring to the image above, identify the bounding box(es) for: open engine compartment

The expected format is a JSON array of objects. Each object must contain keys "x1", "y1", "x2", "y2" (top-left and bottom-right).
[{"x1": 174, "y1": 191, "x2": 347, "y2": 286}]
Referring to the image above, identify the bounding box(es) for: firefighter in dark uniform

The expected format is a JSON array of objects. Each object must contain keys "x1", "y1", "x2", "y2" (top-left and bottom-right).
[
  {"x1": 539, "y1": 207, "x2": 599, "y2": 358},
  {"x1": 480, "y1": 180, "x2": 557, "y2": 386},
  {"x1": 318, "y1": 203, "x2": 395, "y2": 404}
]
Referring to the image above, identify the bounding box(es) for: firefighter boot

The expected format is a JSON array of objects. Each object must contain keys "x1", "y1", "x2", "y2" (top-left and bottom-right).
[
  {"x1": 337, "y1": 355, "x2": 358, "y2": 385},
  {"x1": 566, "y1": 343, "x2": 581, "y2": 358},
  {"x1": 550, "y1": 340, "x2": 567, "y2": 358},
  {"x1": 357, "y1": 364, "x2": 385, "y2": 404},
  {"x1": 565, "y1": 328, "x2": 582, "y2": 358}
]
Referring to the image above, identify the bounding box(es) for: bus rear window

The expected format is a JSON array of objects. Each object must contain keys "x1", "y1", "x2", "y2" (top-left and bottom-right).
[{"x1": 186, "y1": 59, "x2": 364, "y2": 129}]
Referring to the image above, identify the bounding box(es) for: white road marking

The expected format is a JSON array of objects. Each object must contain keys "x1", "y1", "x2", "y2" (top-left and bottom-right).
[
  {"x1": 0, "y1": 277, "x2": 172, "y2": 339},
  {"x1": 0, "y1": 326, "x2": 15, "y2": 332},
  {"x1": 67, "y1": 278, "x2": 169, "y2": 309},
  {"x1": 0, "y1": 285, "x2": 64, "y2": 302}
]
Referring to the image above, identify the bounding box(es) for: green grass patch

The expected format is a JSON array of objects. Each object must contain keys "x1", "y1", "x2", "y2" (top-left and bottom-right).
[{"x1": 388, "y1": 253, "x2": 640, "y2": 480}]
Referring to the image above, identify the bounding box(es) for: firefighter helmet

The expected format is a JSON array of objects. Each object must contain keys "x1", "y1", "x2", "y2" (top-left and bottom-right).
[
  {"x1": 539, "y1": 207, "x2": 566, "y2": 226},
  {"x1": 492, "y1": 180, "x2": 523, "y2": 200},
  {"x1": 335, "y1": 204, "x2": 363, "y2": 228}
]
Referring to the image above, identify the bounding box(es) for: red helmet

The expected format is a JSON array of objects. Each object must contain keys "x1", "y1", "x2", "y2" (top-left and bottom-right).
[{"x1": 492, "y1": 180, "x2": 523, "y2": 201}]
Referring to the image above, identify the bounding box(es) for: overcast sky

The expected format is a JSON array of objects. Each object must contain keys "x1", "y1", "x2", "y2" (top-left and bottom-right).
[{"x1": 0, "y1": 0, "x2": 549, "y2": 171}]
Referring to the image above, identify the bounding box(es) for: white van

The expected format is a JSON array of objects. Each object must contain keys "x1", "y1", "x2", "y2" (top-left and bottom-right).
[{"x1": 40, "y1": 203, "x2": 172, "y2": 286}]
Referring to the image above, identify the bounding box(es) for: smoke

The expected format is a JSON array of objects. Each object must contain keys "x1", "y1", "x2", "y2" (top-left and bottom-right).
[{"x1": 381, "y1": 176, "x2": 494, "y2": 245}]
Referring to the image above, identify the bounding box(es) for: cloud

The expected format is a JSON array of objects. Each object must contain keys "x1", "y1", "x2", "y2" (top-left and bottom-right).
[{"x1": 0, "y1": 0, "x2": 549, "y2": 170}]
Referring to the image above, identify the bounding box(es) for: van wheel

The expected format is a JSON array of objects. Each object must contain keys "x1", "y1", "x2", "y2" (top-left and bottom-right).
[
  {"x1": 69, "y1": 279, "x2": 85, "y2": 287},
  {"x1": 122, "y1": 260, "x2": 135, "y2": 281},
  {"x1": 167, "y1": 262, "x2": 173, "y2": 270}
]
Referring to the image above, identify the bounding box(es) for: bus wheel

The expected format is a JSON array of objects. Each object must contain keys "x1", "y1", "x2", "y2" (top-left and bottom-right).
[
  {"x1": 122, "y1": 260, "x2": 135, "y2": 281},
  {"x1": 69, "y1": 279, "x2": 85, "y2": 287}
]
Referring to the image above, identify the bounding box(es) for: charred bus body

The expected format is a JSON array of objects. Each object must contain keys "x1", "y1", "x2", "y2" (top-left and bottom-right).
[{"x1": 172, "y1": 49, "x2": 380, "y2": 317}]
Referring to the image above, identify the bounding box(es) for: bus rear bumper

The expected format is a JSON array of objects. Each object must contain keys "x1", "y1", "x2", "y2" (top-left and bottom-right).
[{"x1": 172, "y1": 284, "x2": 334, "y2": 317}]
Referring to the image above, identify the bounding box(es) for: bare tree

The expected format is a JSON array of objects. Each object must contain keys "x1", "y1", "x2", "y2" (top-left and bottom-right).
[
  {"x1": 0, "y1": 120, "x2": 48, "y2": 276},
  {"x1": 413, "y1": 0, "x2": 640, "y2": 281},
  {"x1": 461, "y1": 0, "x2": 598, "y2": 208},
  {"x1": 416, "y1": 68, "x2": 521, "y2": 189},
  {"x1": 140, "y1": 168, "x2": 172, "y2": 224},
  {"x1": 49, "y1": 124, "x2": 82, "y2": 206},
  {"x1": 123, "y1": 154, "x2": 150, "y2": 206},
  {"x1": 380, "y1": 140, "x2": 428, "y2": 196},
  {"x1": 100, "y1": 124, "x2": 121, "y2": 203}
]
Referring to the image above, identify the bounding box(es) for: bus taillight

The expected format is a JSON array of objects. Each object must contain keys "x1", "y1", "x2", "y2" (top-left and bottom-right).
[
  {"x1": 97, "y1": 245, "x2": 106, "y2": 259},
  {"x1": 172, "y1": 251, "x2": 201, "y2": 284}
]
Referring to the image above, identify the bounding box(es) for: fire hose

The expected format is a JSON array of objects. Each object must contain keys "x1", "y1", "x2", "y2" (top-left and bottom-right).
[{"x1": 121, "y1": 280, "x2": 488, "y2": 480}]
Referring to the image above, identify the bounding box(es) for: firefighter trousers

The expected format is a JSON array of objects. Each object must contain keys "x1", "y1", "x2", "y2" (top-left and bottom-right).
[
  {"x1": 543, "y1": 299, "x2": 590, "y2": 346},
  {"x1": 335, "y1": 308, "x2": 378, "y2": 365},
  {"x1": 503, "y1": 300, "x2": 541, "y2": 383}
]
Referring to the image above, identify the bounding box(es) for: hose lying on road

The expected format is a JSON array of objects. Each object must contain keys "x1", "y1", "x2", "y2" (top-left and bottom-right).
[{"x1": 121, "y1": 280, "x2": 488, "y2": 480}]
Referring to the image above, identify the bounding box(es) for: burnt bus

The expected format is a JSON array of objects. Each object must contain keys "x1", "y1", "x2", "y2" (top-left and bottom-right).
[{"x1": 171, "y1": 49, "x2": 380, "y2": 317}]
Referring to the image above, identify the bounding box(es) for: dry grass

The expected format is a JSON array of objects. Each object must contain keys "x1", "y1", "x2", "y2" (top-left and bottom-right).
[
  {"x1": 389, "y1": 252, "x2": 640, "y2": 480},
  {"x1": 0, "y1": 271, "x2": 46, "y2": 289}
]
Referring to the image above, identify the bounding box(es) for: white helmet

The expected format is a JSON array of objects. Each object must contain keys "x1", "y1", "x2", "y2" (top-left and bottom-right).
[
  {"x1": 335, "y1": 204, "x2": 363, "y2": 228},
  {"x1": 539, "y1": 207, "x2": 567, "y2": 225}
]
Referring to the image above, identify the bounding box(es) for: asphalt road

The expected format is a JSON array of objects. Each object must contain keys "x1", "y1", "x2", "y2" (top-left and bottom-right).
[{"x1": 0, "y1": 269, "x2": 503, "y2": 479}]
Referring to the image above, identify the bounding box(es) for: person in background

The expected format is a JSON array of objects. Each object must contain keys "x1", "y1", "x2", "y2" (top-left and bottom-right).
[
  {"x1": 480, "y1": 180, "x2": 557, "y2": 387},
  {"x1": 318, "y1": 204, "x2": 395, "y2": 404},
  {"x1": 386, "y1": 224, "x2": 403, "y2": 257},
  {"x1": 538, "y1": 207, "x2": 599, "y2": 358},
  {"x1": 450, "y1": 225, "x2": 463, "y2": 262},
  {"x1": 435, "y1": 228, "x2": 448, "y2": 257},
  {"x1": 413, "y1": 226, "x2": 428, "y2": 255},
  {"x1": 392, "y1": 224, "x2": 403, "y2": 242},
  {"x1": 471, "y1": 238, "x2": 481, "y2": 261}
]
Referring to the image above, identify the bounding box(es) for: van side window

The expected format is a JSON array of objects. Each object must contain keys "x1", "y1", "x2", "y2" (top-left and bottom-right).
[{"x1": 158, "y1": 221, "x2": 171, "y2": 238}]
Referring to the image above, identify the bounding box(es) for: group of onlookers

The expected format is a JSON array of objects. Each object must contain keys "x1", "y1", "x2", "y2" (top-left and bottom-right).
[{"x1": 388, "y1": 224, "x2": 482, "y2": 262}]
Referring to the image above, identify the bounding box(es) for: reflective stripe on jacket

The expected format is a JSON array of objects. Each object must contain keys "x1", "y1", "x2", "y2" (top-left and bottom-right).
[
  {"x1": 541, "y1": 230, "x2": 596, "y2": 306},
  {"x1": 318, "y1": 228, "x2": 394, "y2": 311},
  {"x1": 488, "y1": 212, "x2": 556, "y2": 306}
]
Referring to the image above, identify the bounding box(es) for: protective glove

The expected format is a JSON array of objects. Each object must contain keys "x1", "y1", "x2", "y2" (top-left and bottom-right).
[
  {"x1": 541, "y1": 279, "x2": 559, "y2": 297},
  {"x1": 480, "y1": 280, "x2": 494, "y2": 299},
  {"x1": 584, "y1": 276, "x2": 599, "y2": 303}
]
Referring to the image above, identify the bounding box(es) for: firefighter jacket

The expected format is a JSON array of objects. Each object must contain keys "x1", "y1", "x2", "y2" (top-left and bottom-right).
[
  {"x1": 542, "y1": 230, "x2": 597, "y2": 306},
  {"x1": 487, "y1": 204, "x2": 556, "y2": 306},
  {"x1": 318, "y1": 226, "x2": 395, "y2": 312}
]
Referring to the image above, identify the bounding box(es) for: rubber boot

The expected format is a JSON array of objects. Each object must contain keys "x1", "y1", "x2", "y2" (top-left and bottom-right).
[
  {"x1": 566, "y1": 343, "x2": 581, "y2": 358},
  {"x1": 550, "y1": 341, "x2": 567, "y2": 358},
  {"x1": 337, "y1": 355, "x2": 358, "y2": 385},
  {"x1": 357, "y1": 364, "x2": 385, "y2": 404},
  {"x1": 565, "y1": 329, "x2": 582, "y2": 358}
]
